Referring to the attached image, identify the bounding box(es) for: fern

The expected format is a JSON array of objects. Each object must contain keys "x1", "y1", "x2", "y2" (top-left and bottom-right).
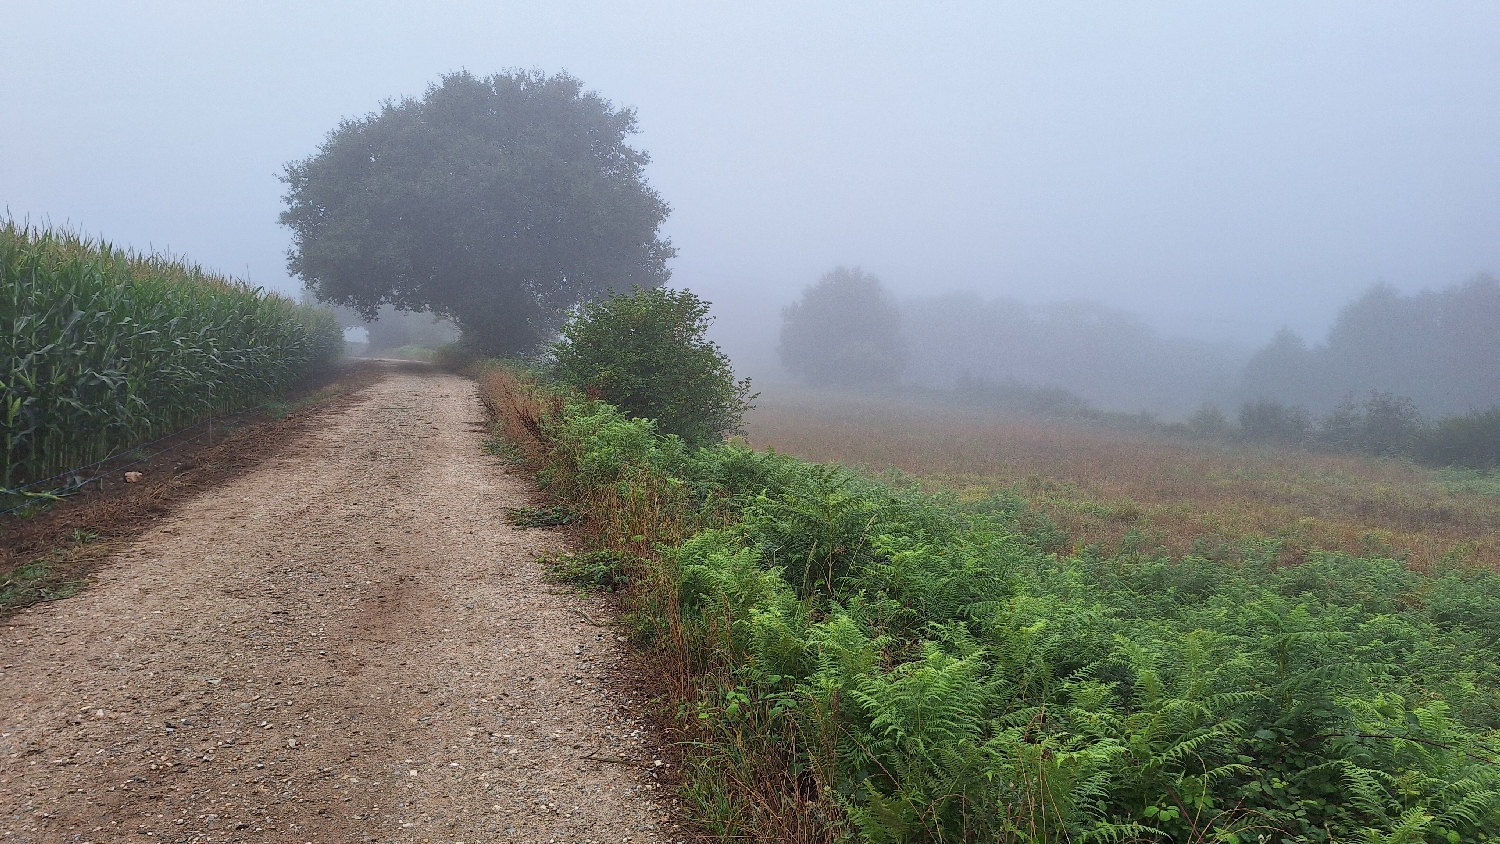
[{"x1": 501, "y1": 374, "x2": 1500, "y2": 843}]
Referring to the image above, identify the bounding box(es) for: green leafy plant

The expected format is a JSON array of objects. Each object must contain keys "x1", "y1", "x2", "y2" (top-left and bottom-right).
[
  {"x1": 550, "y1": 286, "x2": 756, "y2": 447},
  {"x1": 505, "y1": 504, "x2": 579, "y2": 528},
  {"x1": 544, "y1": 550, "x2": 633, "y2": 591}
]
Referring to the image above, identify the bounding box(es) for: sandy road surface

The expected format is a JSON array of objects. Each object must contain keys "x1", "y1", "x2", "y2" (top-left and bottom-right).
[{"x1": 0, "y1": 364, "x2": 671, "y2": 843}]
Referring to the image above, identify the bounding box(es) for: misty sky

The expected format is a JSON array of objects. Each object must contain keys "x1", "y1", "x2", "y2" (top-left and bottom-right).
[{"x1": 5, "y1": 2, "x2": 1498, "y2": 354}]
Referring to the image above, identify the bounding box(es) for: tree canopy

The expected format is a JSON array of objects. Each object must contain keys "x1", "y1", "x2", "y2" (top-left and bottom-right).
[
  {"x1": 778, "y1": 266, "x2": 906, "y2": 388},
  {"x1": 280, "y1": 70, "x2": 674, "y2": 356}
]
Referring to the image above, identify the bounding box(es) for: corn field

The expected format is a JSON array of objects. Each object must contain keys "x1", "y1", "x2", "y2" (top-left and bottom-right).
[{"x1": 1, "y1": 220, "x2": 344, "y2": 494}]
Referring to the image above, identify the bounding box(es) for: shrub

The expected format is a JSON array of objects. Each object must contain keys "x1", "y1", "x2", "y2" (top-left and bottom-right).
[
  {"x1": 1185, "y1": 402, "x2": 1230, "y2": 438},
  {"x1": 551, "y1": 287, "x2": 755, "y2": 447},
  {"x1": 1418, "y1": 407, "x2": 1500, "y2": 469},
  {"x1": 955, "y1": 373, "x2": 1099, "y2": 420},
  {"x1": 1319, "y1": 391, "x2": 1424, "y2": 457},
  {"x1": 1239, "y1": 399, "x2": 1312, "y2": 444}
]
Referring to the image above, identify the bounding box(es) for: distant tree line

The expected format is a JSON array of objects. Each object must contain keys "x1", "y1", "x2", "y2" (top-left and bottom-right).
[
  {"x1": 778, "y1": 268, "x2": 1500, "y2": 470},
  {"x1": 1182, "y1": 393, "x2": 1500, "y2": 469},
  {"x1": 777, "y1": 267, "x2": 1244, "y2": 418},
  {"x1": 1242, "y1": 276, "x2": 1500, "y2": 417},
  {"x1": 1223, "y1": 276, "x2": 1500, "y2": 468}
]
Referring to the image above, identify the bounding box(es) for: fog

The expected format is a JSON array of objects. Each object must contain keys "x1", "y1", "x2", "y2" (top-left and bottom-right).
[{"x1": 5, "y1": 3, "x2": 1499, "y2": 410}]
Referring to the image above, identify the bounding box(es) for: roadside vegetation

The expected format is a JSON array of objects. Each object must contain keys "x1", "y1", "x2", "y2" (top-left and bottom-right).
[
  {"x1": 472, "y1": 290, "x2": 1500, "y2": 843},
  {"x1": 274, "y1": 69, "x2": 1500, "y2": 842},
  {"x1": 1, "y1": 220, "x2": 342, "y2": 505},
  {"x1": 550, "y1": 286, "x2": 756, "y2": 447}
]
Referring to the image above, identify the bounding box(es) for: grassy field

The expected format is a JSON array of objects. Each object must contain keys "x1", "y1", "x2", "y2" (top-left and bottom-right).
[{"x1": 742, "y1": 386, "x2": 1500, "y2": 570}]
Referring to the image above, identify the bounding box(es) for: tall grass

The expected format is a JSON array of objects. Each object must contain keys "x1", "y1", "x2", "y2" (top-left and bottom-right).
[{"x1": 1, "y1": 220, "x2": 343, "y2": 492}]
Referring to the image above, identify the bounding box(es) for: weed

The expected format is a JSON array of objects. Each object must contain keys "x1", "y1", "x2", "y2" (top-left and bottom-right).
[
  {"x1": 505, "y1": 505, "x2": 579, "y2": 528},
  {"x1": 481, "y1": 436, "x2": 528, "y2": 466},
  {"x1": 0, "y1": 556, "x2": 84, "y2": 612},
  {"x1": 543, "y1": 550, "x2": 632, "y2": 591},
  {"x1": 1437, "y1": 467, "x2": 1500, "y2": 498}
]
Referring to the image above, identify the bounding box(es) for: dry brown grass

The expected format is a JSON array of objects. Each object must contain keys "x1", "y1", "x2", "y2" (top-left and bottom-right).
[{"x1": 743, "y1": 386, "x2": 1500, "y2": 570}]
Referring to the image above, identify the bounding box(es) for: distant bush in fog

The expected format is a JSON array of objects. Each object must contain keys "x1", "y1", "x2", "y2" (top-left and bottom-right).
[
  {"x1": 1238, "y1": 399, "x2": 1312, "y2": 444},
  {"x1": 778, "y1": 266, "x2": 906, "y2": 387},
  {"x1": 1417, "y1": 408, "x2": 1500, "y2": 470},
  {"x1": 1238, "y1": 393, "x2": 1425, "y2": 455},
  {"x1": 1315, "y1": 391, "x2": 1422, "y2": 457},
  {"x1": 954, "y1": 373, "x2": 1098, "y2": 420},
  {"x1": 1232, "y1": 391, "x2": 1500, "y2": 471},
  {"x1": 1186, "y1": 403, "x2": 1230, "y2": 438}
]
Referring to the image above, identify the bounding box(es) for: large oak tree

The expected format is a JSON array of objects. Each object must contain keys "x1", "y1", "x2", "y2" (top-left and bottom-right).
[{"x1": 280, "y1": 70, "x2": 674, "y2": 355}]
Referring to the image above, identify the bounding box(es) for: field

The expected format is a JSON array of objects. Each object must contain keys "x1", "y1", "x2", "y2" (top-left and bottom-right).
[
  {"x1": 1, "y1": 221, "x2": 343, "y2": 500},
  {"x1": 742, "y1": 386, "x2": 1500, "y2": 571}
]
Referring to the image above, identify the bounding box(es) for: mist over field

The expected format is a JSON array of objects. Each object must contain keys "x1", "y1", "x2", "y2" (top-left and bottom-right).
[{"x1": 5, "y1": 3, "x2": 1500, "y2": 417}]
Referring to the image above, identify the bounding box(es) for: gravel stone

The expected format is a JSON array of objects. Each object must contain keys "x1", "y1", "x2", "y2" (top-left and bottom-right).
[{"x1": 0, "y1": 364, "x2": 670, "y2": 843}]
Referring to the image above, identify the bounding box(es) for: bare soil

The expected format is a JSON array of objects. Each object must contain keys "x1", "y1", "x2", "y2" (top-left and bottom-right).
[
  {"x1": 2, "y1": 362, "x2": 384, "y2": 611},
  {"x1": 0, "y1": 363, "x2": 672, "y2": 843}
]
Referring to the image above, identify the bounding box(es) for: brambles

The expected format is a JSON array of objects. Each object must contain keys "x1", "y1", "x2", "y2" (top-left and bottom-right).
[{"x1": 1, "y1": 220, "x2": 343, "y2": 496}]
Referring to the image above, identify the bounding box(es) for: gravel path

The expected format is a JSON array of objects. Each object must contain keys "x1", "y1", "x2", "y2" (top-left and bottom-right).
[{"x1": 0, "y1": 364, "x2": 671, "y2": 843}]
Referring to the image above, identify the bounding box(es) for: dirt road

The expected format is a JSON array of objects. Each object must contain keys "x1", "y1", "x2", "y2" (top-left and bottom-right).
[{"x1": 0, "y1": 364, "x2": 671, "y2": 843}]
